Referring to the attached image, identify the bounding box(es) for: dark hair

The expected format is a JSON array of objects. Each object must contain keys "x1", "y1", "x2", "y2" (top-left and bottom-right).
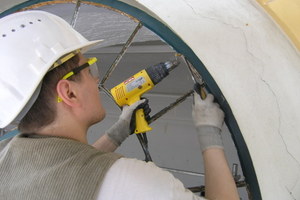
[{"x1": 18, "y1": 54, "x2": 81, "y2": 133}]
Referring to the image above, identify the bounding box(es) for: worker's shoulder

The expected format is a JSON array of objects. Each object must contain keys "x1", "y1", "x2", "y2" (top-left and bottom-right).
[
  {"x1": 0, "y1": 137, "x2": 14, "y2": 150},
  {"x1": 110, "y1": 157, "x2": 167, "y2": 177},
  {"x1": 100, "y1": 157, "x2": 204, "y2": 200}
]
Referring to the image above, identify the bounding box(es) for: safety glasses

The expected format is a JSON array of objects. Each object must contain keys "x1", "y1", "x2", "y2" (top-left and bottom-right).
[{"x1": 61, "y1": 57, "x2": 99, "y2": 80}]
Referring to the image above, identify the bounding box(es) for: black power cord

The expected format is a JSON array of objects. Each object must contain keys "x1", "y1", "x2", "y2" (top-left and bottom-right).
[{"x1": 136, "y1": 133, "x2": 152, "y2": 162}]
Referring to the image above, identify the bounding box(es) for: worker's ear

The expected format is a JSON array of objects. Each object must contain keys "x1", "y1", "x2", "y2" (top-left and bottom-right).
[{"x1": 56, "y1": 80, "x2": 80, "y2": 107}]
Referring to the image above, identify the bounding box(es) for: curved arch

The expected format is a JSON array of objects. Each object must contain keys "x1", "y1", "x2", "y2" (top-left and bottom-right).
[{"x1": 1, "y1": 1, "x2": 260, "y2": 199}]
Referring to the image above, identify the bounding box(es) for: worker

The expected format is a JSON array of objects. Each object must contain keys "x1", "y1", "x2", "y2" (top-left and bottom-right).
[{"x1": 0, "y1": 11, "x2": 239, "y2": 200}]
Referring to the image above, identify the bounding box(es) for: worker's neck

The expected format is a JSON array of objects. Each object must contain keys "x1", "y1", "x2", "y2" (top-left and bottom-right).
[{"x1": 36, "y1": 116, "x2": 89, "y2": 144}]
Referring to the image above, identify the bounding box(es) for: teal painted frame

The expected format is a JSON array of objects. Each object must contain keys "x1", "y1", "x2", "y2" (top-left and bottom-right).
[{"x1": 1, "y1": 1, "x2": 261, "y2": 199}]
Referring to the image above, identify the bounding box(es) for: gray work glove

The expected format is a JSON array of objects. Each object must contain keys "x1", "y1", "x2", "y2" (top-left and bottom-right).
[
  {"x1": 192, "y1": 92, "x2": 225, "y2": 152},
  {"x1": 106, "y1": 99, "x2": 151, "y2": 146}
]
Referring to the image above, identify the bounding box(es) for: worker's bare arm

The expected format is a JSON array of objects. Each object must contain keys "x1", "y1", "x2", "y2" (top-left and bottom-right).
[
  {"x1": 92, "y1": 134, "x2": 118, "y2": 152},
  {"x1": 203, "y1": 148, "x2": 239, "y2": 200}
]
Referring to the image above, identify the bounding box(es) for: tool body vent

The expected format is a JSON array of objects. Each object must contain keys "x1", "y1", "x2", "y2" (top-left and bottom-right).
[{"x1": 115, "y1": 86, "x2": 125, "y2": 100}]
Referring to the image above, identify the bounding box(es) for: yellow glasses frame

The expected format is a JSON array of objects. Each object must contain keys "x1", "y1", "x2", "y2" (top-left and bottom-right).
[{"x1": 61, "y1": 57, "x2": 98, "y2": 80}]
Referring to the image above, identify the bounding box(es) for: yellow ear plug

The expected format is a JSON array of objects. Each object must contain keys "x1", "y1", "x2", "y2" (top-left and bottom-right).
[{"x1": 57, "y1": 96, "x2": 63, "y2": 103}]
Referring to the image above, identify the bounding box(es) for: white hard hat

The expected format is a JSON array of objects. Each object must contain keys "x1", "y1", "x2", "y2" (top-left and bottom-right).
[{"x1": 0, "y1": 10, "x2": 102, "y2": 128}]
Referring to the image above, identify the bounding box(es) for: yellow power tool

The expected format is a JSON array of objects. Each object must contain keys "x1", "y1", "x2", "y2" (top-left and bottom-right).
[{"x1": 111, "y1": 60, "x2": 180, "y2": 134}]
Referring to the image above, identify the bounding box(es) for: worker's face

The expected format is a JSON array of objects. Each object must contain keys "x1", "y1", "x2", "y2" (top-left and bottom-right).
[{"x1": 77, "y1": 54, "x2": 106, "y2": 125}]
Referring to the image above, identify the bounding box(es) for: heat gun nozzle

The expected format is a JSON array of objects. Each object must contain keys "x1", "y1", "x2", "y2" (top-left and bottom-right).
[
  {"x1": 145, "y1": 60, "x2": 180, "y2": 85},
  {"x1": 164, "y1": 60, "x2": 180, "y2": 72}
]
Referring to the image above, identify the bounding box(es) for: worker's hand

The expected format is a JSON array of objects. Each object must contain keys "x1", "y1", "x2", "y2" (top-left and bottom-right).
[
  {"x1": 192, "y1": 92, "x2": 225, "y2": 152},
  {"x1": 106, "y1": 99, "x2": 151, "y2": 146}
]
